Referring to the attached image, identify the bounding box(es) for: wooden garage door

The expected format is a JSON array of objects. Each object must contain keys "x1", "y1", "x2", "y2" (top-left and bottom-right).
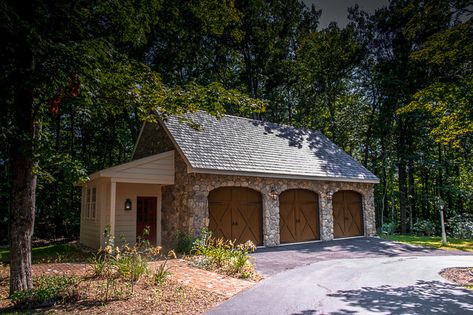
[
  {"x1": 332, "y1": 190, "x2": 364, "y2": 238},
  {"x1": 280, "y1": 189, "x2": 320, "y2": 243},
  {"x1": 208, "y1": 187, "x2": 263, "y2": 246}
]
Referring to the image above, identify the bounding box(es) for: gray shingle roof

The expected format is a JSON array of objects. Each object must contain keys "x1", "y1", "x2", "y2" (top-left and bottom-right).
[{"x1": 162, "y1": 111, "x2": 379, "y2": 183}]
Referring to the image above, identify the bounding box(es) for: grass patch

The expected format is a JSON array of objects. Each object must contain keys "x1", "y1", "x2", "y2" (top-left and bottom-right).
[
  {"x1": 381, "y1": 235, "x2": 473, "y2": 252},
  {"x1": 0, "y1": 243, "x2": 90, "y2": 264}
]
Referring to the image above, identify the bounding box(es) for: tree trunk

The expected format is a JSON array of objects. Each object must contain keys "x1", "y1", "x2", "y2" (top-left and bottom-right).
[
  {"x1": 9, "y1": 16, "x2": 36, "y2": 294},
  {"x1": 398, "y1": 161, "x2": 408, "y2": 234},
  {"x1": 408, "y1": 159, "x2": 415, "y2": 231},
  {"x1": 9, "y1": 80, "x2": 36, "y2": 294},
  {"x1": 363, "y1": 84, "x2": 377, "y2": 166},
  {"x1": 10, "y1": 148, "x2": 36, "y2": 294},
  {"x1": 398, "y1": 120, "x2": 408, "y2": 234}
]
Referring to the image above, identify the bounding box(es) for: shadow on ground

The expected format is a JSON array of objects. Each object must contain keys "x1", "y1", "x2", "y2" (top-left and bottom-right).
[
  {"x1": 253, "y1": 237, "x2": 472, "y2": 276},
  {"x1": 328, "y1": 280, "x2": 473, "y2": 315},
  {"x1": 291, "y1": 281, "x2": 473, "y2": 315}
]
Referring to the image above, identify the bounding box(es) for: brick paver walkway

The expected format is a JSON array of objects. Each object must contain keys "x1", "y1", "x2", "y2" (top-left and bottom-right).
[
  {"x1": 151, "y1": 259, "x2": 254, "y2": 297},
  {"x1": 31, "y1": 259, "x2": 254, "y2": 298}
]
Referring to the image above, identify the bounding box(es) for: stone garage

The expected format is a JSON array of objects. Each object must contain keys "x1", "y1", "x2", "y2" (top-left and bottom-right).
[{"x1": 80, "y1": 111, "x2": 379, "y2": 249}]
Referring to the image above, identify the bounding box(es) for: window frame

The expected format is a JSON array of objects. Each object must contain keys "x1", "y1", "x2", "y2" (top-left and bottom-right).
[{"x1": 85, "y1": 186, "x2": 97, "y2": 220}]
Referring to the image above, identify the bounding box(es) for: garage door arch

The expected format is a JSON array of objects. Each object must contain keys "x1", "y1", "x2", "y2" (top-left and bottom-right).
[
  {"x1": 332, "y1": 190, "x2": 364, "y2": 238},
  {"x1": 208, "y1": 187, "x2": 263, "y2": 246},
  {"x1": 279, "y1": 189, "x2": 320, "y2": 243}
]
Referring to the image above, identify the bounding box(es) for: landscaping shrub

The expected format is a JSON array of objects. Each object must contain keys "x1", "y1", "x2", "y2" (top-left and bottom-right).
[
  {"x1": 174, "y1": 230, "x2": 195, "y2": 254},
  {"x1": 412, "y1": 219, "x2": 437, "y2": 236},
  {"x1": 89, "y1": 226, "x2": 162, "y2": 300},
  {"x1": 154, "y1": 260, "x2": 171, "y2": 285},
  {"x1": 10, "y1": 275, "x2": 80, "y2": 308},
  {"x1": 192, "y1": 228, "x2": 257, "y2": 279},
  {"x1": 380, "y1": 221, "x2": 398, "y2": 235},
  {"x1": 448, "y1": 214, "x2": 473, "y2": 239}
]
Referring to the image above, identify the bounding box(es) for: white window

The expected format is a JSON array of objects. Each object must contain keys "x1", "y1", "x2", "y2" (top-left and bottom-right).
[{"x1": 86, "y1": 187, "x2": 97, "y2": 220}]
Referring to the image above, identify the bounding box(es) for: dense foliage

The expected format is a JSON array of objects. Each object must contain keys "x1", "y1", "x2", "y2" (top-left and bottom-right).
[{"x1": 1, "y1": 0, "x2": 471, "y2": 248}]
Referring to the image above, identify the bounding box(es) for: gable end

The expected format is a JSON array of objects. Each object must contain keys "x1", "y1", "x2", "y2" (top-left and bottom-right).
[{"x1": 132, "y1": 122, "x2": 175, "y2": 160}]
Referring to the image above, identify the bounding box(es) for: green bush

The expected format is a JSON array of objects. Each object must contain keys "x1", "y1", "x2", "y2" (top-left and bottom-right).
[
  {"x1": 174, "y1": 230, "x2": 195, "y2": 254},
  {"x1": 412, "y1": 220, "x2": 437, "y2": 236},
  {"x1": 192, "y1": 228, "x2": 257, "y2": 279},
  {"x1": 380, "y1": 221, "x2": 398, "y2": 235},
  {"x1": 448, "y1": 214, "x2": 473, "y2": 239},
  {"x1": 10, "y1": 275, "x2": 80, "y2": 308},
  {"x1": 89, "y1": 226, "x2": 161, "y2": 300}
]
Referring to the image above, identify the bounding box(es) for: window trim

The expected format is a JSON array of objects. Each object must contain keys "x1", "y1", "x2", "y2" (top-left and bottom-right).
[{"x1": 85, "y1": 186, "x2": 97, "y2": 220}]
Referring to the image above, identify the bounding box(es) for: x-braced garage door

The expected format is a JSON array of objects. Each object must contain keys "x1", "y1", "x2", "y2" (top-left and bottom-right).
[
  {"x1": 208, "y1": 187, "x2": 263, "y2": 246},
  {"x1": 279, "y1": 189, "x2": 320, "y2": 243},
  {"x1": 332, "y1": 190, "x2": 364, "y2": 238}
]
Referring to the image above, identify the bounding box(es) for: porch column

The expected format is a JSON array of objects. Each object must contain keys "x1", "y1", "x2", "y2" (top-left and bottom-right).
[
  {"x1": 319, "y1": 191, "x2": 334, "y2": 241},
  {"x1": 110, "y1": 179, "x2": 116, "y2": 240}
]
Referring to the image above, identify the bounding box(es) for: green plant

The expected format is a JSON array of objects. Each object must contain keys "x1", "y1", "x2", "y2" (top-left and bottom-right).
[
  {"x1": 89, "y1": 253, "x2": 107, "y2": 277},
  {"x1": 174, "y1": 230, "x2": 195, "y2": 254},
  {"x1": 154, "y1": 260, "x2": 171, "y2": 285},
  {"x1": 191, "y1": 229, "x2": 257, "y2": 279},
  {"x1": 448, "y1": 214, "x2": 473, "y2": 239},
  {"x1": 412, "y1": 219, "x2": 437, "y2": 236},
  {"x1": 91, "y1": 225, "x2": 163, "y2": 300},
  {"x1": 10, "y1": 275, "x2": 80, "y2": 308},
  {"x1": 380, "y1": 222, "x2": 398, "y2": 235}
]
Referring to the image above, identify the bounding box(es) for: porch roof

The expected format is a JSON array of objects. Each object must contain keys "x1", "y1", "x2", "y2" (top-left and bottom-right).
[{"x1": 88, "y1": 150, "x2": 175, "y2": 185}]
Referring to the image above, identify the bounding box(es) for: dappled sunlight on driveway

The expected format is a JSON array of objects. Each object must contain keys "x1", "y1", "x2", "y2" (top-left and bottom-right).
[{"x1": 328, "y1": 280, "x2": 473, "y2": 314}]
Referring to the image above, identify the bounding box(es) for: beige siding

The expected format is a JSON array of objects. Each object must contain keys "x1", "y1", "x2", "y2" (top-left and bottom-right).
[
  {"x1": 115, "y1": 183, "x2": 161, "y2": 245},
  {"x1": 80, "y1": 151, "x2": 172, "y2": 249},
  {"x1": 100, "y1": 151, "x2": 175, "y2": 185},
  {"x1": 80, "y1": 179, "x2": 104, "y2": 249},
  {"x1": 100, "y1": 181, "x2": 111, "y2": 246}
]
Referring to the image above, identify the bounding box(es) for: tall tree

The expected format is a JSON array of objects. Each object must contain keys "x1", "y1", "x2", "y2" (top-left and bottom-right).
[{"x1": 1, "y1": 0, "x2": 264, "y2": 294}]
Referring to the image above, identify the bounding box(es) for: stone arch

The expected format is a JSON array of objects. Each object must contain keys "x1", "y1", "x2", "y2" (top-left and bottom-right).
[
  {"x1": 279, "y1": 189, "x2": 320, "y2": 243},
  {"x1": 207, "y1": 186, "x2": 263, "y2": 245},
  {"x1": 332, "y1": 190, "x2": 364, "y2": 238}
]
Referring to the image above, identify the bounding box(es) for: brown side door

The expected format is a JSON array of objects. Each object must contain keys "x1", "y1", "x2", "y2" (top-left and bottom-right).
[
  {"x1": 136, "y1": 196, "x2": 157, "y2": 245},
  {"x1": 332, "y1": 190, "x2": 364, "y2": 238},
  {"x1": 208, "y1": 187, "x2": 263, "y2": 246},
  {"x1": 280, "y1": 189, "x2": 320, "y2": 243}
]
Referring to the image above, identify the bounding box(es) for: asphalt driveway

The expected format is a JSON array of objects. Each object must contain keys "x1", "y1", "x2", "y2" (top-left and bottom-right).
[
  {"x1": 207, "y1": 237, "x2": 473, "y2": 315},
  {"x1": 252, "y1": 237, "x2": 472, "y2": 276}
]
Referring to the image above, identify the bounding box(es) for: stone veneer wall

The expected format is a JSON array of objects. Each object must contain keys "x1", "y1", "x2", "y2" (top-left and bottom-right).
[
  {"x1": 132, "y1": 123, "x2": 376, "y2": 249},
  {"x1": 133, "y1": 122, "x2": 175, "y2": 160},
  {"x1": 160, "y1": 152, "x2": 377, "y2": 248}
]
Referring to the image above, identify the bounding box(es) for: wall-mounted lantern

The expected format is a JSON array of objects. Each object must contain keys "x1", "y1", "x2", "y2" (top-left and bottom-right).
[
  {"x1": 124, "y1": 198, "x2": 132, "y2": 211},
  {"x1": 269, "y1": 188, "x2": 278, "y2": 200}
]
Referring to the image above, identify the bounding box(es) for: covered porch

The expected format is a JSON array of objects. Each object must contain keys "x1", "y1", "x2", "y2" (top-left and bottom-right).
[{"x1": 79, "y1": 151, "x2": 175, "y2": 248}]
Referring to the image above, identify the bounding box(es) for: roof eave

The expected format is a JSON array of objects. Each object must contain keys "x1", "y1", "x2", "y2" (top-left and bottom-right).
[{"x1": 189, "y1": 167, "x2": 380, "y2": 184}]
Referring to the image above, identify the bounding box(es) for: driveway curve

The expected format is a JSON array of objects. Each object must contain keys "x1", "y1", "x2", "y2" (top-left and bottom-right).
[
  {"x1": 208, "y1": 255, "x2": 473, "y2": 314},
  {"x1": 252, "y1": 237, "x2": 472, "y2": 276}
]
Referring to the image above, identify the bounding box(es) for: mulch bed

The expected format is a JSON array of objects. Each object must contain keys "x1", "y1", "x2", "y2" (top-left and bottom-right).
[
  {"x1": 440, "y1": 267, "x2": 473, "y2": 287},
  {"x1": 0, "y1": 262, "x2": 234, "y2": 314}
]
